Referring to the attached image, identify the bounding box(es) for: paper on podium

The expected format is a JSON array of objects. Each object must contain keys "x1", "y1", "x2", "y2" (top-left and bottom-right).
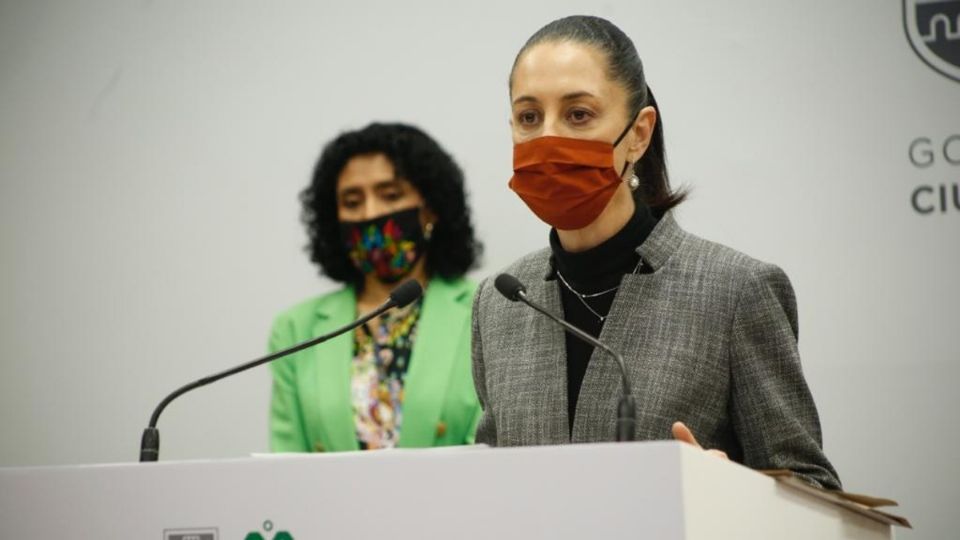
[{"x1": 762, "y1": 469, "x2": 910, "y2": 528}]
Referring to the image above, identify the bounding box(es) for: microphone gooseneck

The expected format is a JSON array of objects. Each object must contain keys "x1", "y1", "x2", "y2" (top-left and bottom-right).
[
  {"x1": 494, "y1": 273, "x2": 636, "y2": 442},
  {"x1": 139, "y1": 280, "x2": 423, "y2": 462}
]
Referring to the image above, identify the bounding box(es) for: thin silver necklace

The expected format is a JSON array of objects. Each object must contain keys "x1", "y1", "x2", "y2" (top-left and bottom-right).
[{"x1": 555, "y1": 258, "x2": 643, "y2": 322}]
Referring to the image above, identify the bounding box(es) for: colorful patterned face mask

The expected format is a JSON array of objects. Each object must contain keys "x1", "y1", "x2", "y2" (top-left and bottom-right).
[{"x1": 340, "y1": 207, "x2": 425, "y2": 284}]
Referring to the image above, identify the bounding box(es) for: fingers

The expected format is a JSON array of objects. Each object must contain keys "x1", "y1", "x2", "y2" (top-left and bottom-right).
[
  {"x1": 672, "y1": 422, "x2": 730, "y2": 461},
  {"x1": 671, "y1": 421, "x2": 701, "y2": 448},
  {"x1": 706, "y1": 449, "x2": 729, "y2": 460}
]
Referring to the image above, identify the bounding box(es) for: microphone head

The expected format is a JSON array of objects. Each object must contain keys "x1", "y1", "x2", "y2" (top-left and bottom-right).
[
  {"x1": 389, "y1": 280, "x2": 423, "y2": 308},
  {"x1": 494, "y1": 273, "x2": 526, "y2": 302}
]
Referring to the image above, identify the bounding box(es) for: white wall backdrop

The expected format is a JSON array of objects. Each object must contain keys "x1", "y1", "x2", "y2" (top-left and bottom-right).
[{"x1": 1, "y1": 1, "x2": 957, "y2": 538}]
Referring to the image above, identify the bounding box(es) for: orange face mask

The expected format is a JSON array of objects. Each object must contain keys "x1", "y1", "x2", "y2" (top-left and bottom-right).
[{"x1": 509, "y1": 126, "x2": 633, "y2": 231}]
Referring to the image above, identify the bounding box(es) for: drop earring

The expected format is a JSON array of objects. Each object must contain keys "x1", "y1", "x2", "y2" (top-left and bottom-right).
[
  {"x1": 424, "y1": 222, "x2": 434, "y2": 241},
  {"x1": 628, "y1": 174, "x2": 641, "y2": 191}
]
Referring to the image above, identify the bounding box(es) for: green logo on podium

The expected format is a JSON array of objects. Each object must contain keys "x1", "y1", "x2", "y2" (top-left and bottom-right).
[{"x1": 244, "y1": 519, "x2": 293, "y2": 540}]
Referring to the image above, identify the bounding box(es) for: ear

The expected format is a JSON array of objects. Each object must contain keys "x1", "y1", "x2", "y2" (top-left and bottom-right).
[
  {"x1": 420, "y1": 205, "x2": 438, "y2": 229},
  {"x1": 625, "y1": 105, "x2": 657, "y2": 163}
]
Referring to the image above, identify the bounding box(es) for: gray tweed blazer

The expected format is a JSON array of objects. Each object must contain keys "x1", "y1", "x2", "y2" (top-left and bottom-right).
[{"x1": 471, "y1": 213, "x2": 841, "y2": 490}]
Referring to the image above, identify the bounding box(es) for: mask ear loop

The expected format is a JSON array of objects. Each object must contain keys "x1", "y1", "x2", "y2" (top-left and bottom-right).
[
  {"x1": 613, "y1": 110, "x2": 641, "y2": 147},
  {"x1": 614, "y1": 110, "x2": 641, "y2": 178}
]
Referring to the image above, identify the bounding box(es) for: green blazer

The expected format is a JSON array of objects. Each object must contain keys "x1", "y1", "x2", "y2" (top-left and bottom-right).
[{"x1": 268, "y1": 277, "x2": 480, "y2": 452}]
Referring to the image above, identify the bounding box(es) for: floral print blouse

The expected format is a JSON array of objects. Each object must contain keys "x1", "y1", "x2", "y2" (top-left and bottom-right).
[{"x1": 351, "y1": 299, "x2": 422, "y2": 449}]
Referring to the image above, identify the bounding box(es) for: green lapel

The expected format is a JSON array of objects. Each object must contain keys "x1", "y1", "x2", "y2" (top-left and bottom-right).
[
  {"x1": 301, "y1": 287, "x2": 360, "y2": 452},
  {"x1": 397, "y1": 278, "x2": 472, "y2": 447}
]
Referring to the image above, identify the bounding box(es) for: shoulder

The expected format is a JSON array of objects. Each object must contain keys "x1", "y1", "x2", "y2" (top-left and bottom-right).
[
  {"x1": 630, "y1": 212, "x2": 783, "y2": 288},
  {"x1": 490, "y1": 247, "x2": 552, "y2": 290},
  {"x1": 475, "y1": 247, "x2": 551, "y2": 293},
  {"x1": 472, "y1": 248, "x2": 553, "y2": 319},
  {"x1": 664, "y1": 220, "x2": 790, "y2": 291},
  {"x1": 684, "y1": 233, "x2": 780, "y2": 274},
  {"x1": 640, "y1": 214, "x2": 797, "y2": 320},
  {"x1": 426, "y1": 276, "x2": 477, "y2": 307},
  {"x1": 503, "y1": 248, "x2": 553, "y2": 282},
  {"x1": 670, "y1": 226, "x2": 797, "y2": 330},
  {"x1": 271, "y1": 287, "x2": 354, "y2": 330}
]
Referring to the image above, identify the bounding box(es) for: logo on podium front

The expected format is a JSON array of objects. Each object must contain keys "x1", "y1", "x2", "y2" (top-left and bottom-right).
[
  {"x1": 244, "y1": 519, "x2": 293, "y2": 540},
  {"x1": 904, "y1": 0, "x2": 960, "y2": 82}
]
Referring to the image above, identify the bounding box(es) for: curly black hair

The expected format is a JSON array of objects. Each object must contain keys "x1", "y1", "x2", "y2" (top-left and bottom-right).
[{"x1": 300, "y1": 122, "x2": 482, "y2": 284}]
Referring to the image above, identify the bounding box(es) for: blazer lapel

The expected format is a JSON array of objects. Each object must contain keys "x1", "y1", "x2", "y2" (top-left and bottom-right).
[
  {"x1": 526, "y1": 273, "x2": 570, "y2": 444},
  {"x1": 301, "y1": 288, "x2": 359, "y2": 452},
  {"x1": 398, "y1": 278, "x2": 470, "y2": 447},
  {"x1": 571, "y1": 213, "x2": 687, "y2": 442},
  {"x1": 571, "y1": 274, "x2": 651, "y2": 442}
]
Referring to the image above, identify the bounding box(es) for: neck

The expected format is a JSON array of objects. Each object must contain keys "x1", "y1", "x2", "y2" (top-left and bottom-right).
[
  {"x1": 556, "y1": 184, "x2": 635, "y2": 253},
  {"x1": 356, "y1": 259, "x2": 429, "y2": 313}
]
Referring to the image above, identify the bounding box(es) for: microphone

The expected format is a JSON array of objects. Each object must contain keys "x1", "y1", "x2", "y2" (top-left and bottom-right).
[
  {"x1": 493, "y1": 273, "x2": 636, "y2": 442},
  {"x1": 138, "y1": 279, "x2": 423, "y2": 462}
]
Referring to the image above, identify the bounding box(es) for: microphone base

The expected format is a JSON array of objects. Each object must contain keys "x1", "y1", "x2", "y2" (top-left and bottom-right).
[
  {"x1": 139, "y1": 427, "x2": 159, "y2": 462},
  {"x1": 616, "y1": 395, "x2": 637, "y2": 442}
]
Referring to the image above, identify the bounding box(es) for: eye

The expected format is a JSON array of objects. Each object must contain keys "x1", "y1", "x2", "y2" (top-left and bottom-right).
[
  {"x1": 516, "y1": 109, "x2": 541, "y2": 126},
  {"x1": 379, "y1": 185, "x2": 404, "y2": 201},
  {"x1": 339, "y1": 198, "x2": 360, "y2": 209},
  {"x1": 567, "y1": 108, "x2": 594, "y2": 125},
  {"x1": 338, "y1": 192, "x2": 362, "y2": 209}
]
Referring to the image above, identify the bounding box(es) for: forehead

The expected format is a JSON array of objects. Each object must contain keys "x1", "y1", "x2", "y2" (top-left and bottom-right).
[
  {"x1": 510, "y1": 41, "x2": 617, "y2": 102},
  {"x1": 337, "y1": 153, "x2": 396, "y2": 190}
]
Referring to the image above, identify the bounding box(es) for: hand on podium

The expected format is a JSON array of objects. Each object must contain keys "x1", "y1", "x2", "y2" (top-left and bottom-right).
[{"x1": 672, "y1": 421, "x2": 730, "y2": 461}]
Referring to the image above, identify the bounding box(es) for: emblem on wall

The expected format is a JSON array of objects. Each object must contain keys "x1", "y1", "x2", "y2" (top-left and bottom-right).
[{"x1": 904, "y1": 0, "x2": 960, "y2": 82}]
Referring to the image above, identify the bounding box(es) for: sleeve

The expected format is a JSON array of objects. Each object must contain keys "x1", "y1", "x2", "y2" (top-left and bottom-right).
[
  {"x1": 471, "y1": 278, "x2": 498, "y2": 446},
  {"x1": 729, "y1": 263, "x2": 841, "y2": 490},
  {"x1": 268, "y1": 315, "x2": 311, "y2": 452}
]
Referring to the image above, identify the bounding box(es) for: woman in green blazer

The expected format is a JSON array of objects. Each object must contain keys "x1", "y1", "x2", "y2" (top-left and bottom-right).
[{"x1": 269, "y1": 123, "x2": 483, "y2": 452}]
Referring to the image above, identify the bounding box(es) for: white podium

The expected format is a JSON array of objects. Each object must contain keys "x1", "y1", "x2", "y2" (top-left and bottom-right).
[{"x1": 0, "y1": 441, "x2": 899, "y2": 539}]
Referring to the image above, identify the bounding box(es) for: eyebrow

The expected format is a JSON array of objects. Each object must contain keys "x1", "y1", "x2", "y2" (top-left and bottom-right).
[
  {"x1": 512, "y1": 91, "x2": 598, "y2": 105},
  {"x1": 337, "y1": 179, "x2": 403, "y2": 195}
]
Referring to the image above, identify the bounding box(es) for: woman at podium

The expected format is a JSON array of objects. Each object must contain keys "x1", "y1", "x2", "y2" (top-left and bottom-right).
[
  {"x1": 269, "y1": 122, "x2": 482, "y2": 452},
  {"x1": 470, "y1": 16, "x2": 841, "y2": 489}
]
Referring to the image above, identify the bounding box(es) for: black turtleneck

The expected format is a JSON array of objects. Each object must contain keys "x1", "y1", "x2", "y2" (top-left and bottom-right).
[{"x1": 548, "y1": 202, "x2": 658, "y2": 434}]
